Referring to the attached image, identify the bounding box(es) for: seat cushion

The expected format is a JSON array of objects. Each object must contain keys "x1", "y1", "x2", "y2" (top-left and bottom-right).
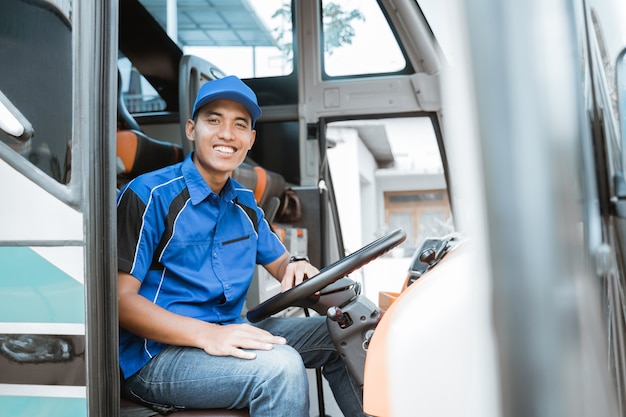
[{"x1": 120, "y1": 398, "x2": 249, "y2": 417}]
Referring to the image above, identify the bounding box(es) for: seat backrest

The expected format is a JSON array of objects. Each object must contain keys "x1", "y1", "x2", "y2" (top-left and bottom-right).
[
  {"x1": 116, "y1": 69, "x2": 184, "y2": 186},
  {"x1": 232, "y1": 162, "x2": 286, "y2": 223},
  {"x1": 116, "y1": 130, "x2": 184, "y2": 182}
]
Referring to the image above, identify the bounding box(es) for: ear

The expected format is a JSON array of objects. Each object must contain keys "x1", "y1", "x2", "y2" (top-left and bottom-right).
[
  {"x1": 185, "y1": 119, "x2": 196, "y2": 142},
  {"x1": 248, "y1": 129, "x2": 256, "y2": 150}
]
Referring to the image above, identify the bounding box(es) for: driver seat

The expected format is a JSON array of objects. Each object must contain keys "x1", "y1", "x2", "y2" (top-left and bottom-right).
[{"x1": 120, "y1": 398, "x2": 248, "y2": 417}]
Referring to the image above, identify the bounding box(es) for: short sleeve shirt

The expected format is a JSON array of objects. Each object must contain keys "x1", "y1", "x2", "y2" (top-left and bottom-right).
[{"x1": 116, "y1": 153, "x2": 286, "y2": 378}]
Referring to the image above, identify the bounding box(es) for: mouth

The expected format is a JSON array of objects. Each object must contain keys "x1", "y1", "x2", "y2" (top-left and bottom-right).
[{"x1": 213, "y1": 145, "x2": 236, "y2": 155}]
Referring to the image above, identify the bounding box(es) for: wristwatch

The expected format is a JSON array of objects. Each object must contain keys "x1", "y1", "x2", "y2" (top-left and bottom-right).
[{"x1": 289, "y1": 255, "x2": 310, "y2": 263}]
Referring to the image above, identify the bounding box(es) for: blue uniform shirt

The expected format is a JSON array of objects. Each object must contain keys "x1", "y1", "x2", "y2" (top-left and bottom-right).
[{"x1": 116, "y1": 153, "x2": 286, "y2": 378}]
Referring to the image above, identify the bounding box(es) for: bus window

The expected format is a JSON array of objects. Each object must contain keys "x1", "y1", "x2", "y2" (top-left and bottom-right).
[
  {"x1": 321, "y1": 0, "x2": 408, "y2": 78},
  {"x1": 118, "y1": 57, "x2": 167, "y2": 114},
  {"x1": 0, "y1": 0, "x2": 72, "y2": 184}
]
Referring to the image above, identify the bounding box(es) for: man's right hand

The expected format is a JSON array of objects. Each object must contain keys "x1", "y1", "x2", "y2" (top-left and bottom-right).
[{"x1": 198, "y1": 323, "x2": 286, "y2": 360}]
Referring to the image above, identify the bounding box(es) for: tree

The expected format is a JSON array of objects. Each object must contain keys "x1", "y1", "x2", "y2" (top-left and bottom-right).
[
  {"x1": 271, "y1": 2, "x2": 365, "y2": 63},
  {"x1": 322, "y1": 3, "x2": 365, "y2": 55}
]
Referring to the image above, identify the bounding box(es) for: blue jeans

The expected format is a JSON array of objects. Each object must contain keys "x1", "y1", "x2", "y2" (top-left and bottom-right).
[{"x1": 121, "y1": 316, "x2": 364, "y2": 417}]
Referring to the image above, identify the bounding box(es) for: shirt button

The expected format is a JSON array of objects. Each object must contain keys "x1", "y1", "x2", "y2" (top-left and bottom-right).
[{"x1": 213, "y1": 251, "x2": 217, "y2": 258}]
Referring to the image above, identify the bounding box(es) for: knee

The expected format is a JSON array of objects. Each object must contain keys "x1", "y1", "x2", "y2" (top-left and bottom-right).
[
  {"x1": 249, "y1": 346, "x2": 309, "y2": 414},
  {"x1": 262, "y1": 345, "x2": 308, "y2": 388},
  {"x1": 254, "y1": 345, "x2": 308, "y2": 396}
]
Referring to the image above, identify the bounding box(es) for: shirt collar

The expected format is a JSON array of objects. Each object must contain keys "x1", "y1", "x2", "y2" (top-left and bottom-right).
[{"x1": 181, "y1": 152, "x2": 237, "y2": 205}]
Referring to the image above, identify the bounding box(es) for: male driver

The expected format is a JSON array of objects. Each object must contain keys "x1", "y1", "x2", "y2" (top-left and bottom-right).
[{"x1": 117, "y1": 75, "x2": 363, "y2": 416}]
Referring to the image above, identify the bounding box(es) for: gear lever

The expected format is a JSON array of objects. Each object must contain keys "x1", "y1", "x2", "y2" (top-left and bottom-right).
[{"x1": 327, "y1": 306, "x2": 353, "y2": 328}]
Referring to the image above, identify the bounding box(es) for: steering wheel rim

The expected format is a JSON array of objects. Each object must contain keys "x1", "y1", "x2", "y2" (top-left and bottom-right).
[{"x1": 247, "y1": 228, "x2": 406, "y2": 323}]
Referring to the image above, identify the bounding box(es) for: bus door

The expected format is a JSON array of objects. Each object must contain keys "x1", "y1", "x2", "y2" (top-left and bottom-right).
[
  {"x1": 0, "y1": 2, "x2": 118, "y2": 417},
  {"x1": 295, "y1": 0, "x2": 451, "y2": 288}
]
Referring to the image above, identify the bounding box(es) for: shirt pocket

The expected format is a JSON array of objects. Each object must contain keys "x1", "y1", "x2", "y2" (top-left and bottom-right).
[{"x1": 221, "y1": 234, "x2": 251, "y2": 246}]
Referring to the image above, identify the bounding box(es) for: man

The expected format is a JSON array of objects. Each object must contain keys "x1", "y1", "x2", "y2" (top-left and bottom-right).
[{"x1": 117, "y1": 75, "x2": 363, "y2": 416}]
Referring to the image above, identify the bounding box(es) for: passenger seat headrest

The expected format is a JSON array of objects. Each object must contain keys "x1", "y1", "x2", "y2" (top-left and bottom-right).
[
  {"x1": 117, "y1": 69, "x2": 142, "y2": 131},
  {"x1": 116, "y1": 130, "x2": 184, "y2": 182}
]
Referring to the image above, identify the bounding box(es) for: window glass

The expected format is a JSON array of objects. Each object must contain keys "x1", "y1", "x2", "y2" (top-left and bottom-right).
[
  {"x1": 327, "y1": 117, "x2": 448, "y2": 251},
  {"x1": 0, "y1": 0, "x2": 72, "y2": 184},
  {"x1": 386, "y1": 190, "x2": 450, "y2": 254},
  {"x1": 321, "y1": 0, "x2": 406, "y2": 77},
  {"x1": 127, "y1": 0, "x2": 294, "y2": 113},
  {"x1": 138, "y1": 0, "x2": 293, "y2": 78},
  {"x1": 118, "y1": 57, "x2": 167, "y2": 113},
  {"x1": 327, "y1": 116, "x2": 451, "y2": 303}
]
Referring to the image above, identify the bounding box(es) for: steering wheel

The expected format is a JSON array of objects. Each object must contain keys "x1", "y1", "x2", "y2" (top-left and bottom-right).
[{"x1": 247, "y1": 228, "x2": 406, "y2": 323}]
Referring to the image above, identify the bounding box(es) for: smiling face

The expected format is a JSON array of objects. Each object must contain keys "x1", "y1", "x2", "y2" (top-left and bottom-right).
[{"x1": 186, "y1": 99, "x2": 256, "y2": 193}]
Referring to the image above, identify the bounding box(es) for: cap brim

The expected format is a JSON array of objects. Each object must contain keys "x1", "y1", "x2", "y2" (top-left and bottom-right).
[{"x1": 192, "y1": 91, "x2": 262, "y2": 124}]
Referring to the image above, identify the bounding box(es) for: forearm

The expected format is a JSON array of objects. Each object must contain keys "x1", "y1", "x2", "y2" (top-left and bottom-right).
[
  {"x1": 118, "y1": 291, "x2": 216, "y2": 349},
  {"x1": 118, "y1": 271, "x2": 286, "y2": 359},
  {"x1": 263, "y1": 252, "x2": 290, "y2": 282}
]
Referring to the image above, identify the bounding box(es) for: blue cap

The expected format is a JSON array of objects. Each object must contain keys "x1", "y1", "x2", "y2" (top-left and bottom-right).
[{"x1": 191, "y1": 75, "x2": 262, "y2": 126}]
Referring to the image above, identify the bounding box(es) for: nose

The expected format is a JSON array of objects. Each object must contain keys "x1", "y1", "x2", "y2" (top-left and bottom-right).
[{"x1": 217, "y1": 123, "x2": 235, "y2": 140}]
